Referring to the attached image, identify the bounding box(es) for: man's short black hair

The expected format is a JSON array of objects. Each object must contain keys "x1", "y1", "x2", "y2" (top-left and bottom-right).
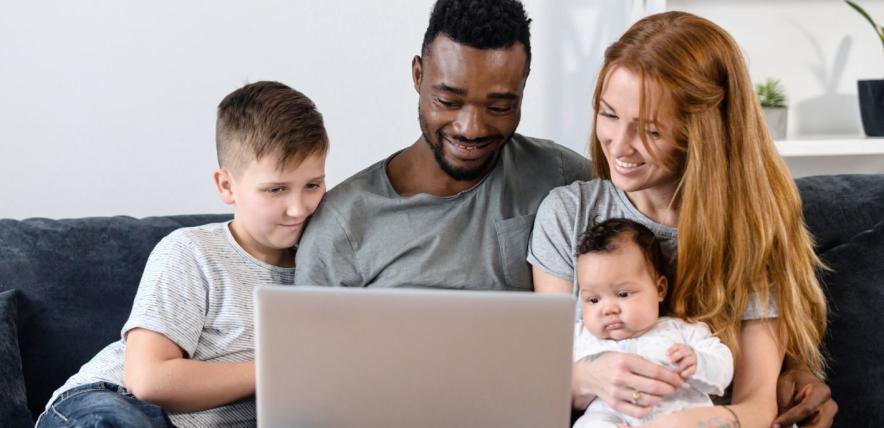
[
  {"x1": 421, "y1": 0, "x2": 532, "y2": 70},
  {"x1": 577, "y1": 218, "x2": 667, "y2": 280}
]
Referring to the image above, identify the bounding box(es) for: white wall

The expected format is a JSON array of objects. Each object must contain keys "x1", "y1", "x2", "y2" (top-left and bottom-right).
[
  {"x1": 1, "y1": 0, "x2": 658, "y2": 220},
  {"x1": 668, "y1": 0, "x2": 884, "y2": 136},
  {"x1": 3, "y1": 1, "x2": 879, "y2": 219}
]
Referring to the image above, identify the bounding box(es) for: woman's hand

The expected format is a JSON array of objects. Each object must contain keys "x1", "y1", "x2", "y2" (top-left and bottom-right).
[
  {"x1": 773, "y1": 368, "x2": 837, "y2": 428},
  {"x1": 573, "y1": 351, "x2": 687, "y2": 418}
]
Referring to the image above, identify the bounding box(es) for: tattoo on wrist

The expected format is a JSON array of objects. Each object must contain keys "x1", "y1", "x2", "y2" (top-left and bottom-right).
[
  {"x1": 697, "y1": 417, "x2": 736, "y2": 428},
  {"x1": 578, "y1": 352, "x2": 606, "y2": 364}
]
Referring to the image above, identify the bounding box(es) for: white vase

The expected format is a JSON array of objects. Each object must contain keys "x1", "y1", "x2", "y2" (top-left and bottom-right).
[{"x1": 762, "y1": 107, "x2": 788, "y2": 140}]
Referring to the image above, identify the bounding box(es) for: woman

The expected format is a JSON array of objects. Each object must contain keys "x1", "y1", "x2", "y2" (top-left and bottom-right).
[{"x1": 528, "y1": 11, "x2": 834, "y2": 427}]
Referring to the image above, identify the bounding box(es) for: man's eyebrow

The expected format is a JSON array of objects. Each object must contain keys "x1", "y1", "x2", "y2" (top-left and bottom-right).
[
  {"x1": 488, "y1": 92, "x2": 519, "y2": 101},
  {"x1": 432, "y1": 83, "x2": 466, "y2": 96}
]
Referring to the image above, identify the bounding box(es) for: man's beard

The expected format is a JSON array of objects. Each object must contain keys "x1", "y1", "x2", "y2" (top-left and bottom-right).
[{"x1": 418, "y1": 108, "x2": 510, "y2": 182}]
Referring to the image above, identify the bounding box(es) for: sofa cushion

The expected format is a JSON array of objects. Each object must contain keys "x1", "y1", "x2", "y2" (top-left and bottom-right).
[
  {"x1": 0, "y1": 289, "x2": 32, "y2": 427},
  {"x1": 0, "y1": 214, "x2": 231, "y2": 420},
  {"x1": 818, "y1": 219, "x2": 884, "y2": 427},
  {"x1": 797, "y1": 174, "x2": 884, "y2": 253}
]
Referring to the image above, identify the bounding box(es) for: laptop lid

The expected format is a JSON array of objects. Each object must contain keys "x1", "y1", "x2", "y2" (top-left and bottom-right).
[{"x1": 255, "y1": 285, "x2": 575, "y2": 428}]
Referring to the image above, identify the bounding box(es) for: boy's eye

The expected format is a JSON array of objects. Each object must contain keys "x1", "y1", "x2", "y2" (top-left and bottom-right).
[
  {"x1": 305, "y1": 183, "x2": 322, "y2": 190},
  {"x1": 265, "y1": 187, "x2": 286, "y2": 194}
]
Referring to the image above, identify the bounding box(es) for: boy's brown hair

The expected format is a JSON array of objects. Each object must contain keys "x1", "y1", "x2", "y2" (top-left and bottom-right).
[{"x1": 216, "y1": 81, "x2": 328, "y2": 174}]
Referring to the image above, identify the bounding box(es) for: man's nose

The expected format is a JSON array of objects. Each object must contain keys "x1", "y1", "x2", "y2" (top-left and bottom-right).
[{"x1": 452, "y1": 106, "x2": 490, "y2": 141}]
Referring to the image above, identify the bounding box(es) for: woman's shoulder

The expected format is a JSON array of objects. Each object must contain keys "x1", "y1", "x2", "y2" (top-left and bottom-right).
[{"x1": 544, "y1": 178, "x2": 616, "y2": 206}]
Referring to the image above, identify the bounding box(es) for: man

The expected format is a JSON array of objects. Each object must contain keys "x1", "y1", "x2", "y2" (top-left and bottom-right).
[
  {"x1": 296, "y1": 0, "x2": 589, "y2": 291},
  {"x1": 295, "y1": 0, "x2": 836, "y2": 425}
]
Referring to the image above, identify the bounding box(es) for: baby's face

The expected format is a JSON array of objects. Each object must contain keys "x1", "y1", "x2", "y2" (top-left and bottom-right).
[{"x1": 577, "y1": 237, "x2": 666, "y2": 340}]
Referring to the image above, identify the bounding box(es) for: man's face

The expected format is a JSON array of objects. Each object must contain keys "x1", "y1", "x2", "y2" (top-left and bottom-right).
[{"x1": 414, "y1": 34, "x2": 527, "y2": 181}]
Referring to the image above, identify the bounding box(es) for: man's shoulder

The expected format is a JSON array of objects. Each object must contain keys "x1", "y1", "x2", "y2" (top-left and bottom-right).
[
  {"x1": 509, "y1": 133, "x2": 584, "y2": 161},
  {"x1": 322, "y1": 157, "x2": 390, "y2": 210},
  {"x1": 506, "y1": 134, "x2": 591, "y2": 185}
]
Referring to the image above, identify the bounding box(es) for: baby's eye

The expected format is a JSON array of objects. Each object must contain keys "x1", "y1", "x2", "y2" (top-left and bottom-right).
[
  {"x1": 617, "y1": 291, "x2": 630, "y2": 298},
  {"x1": 587, "y1": 297, "x2": 599, "y2": 304}
]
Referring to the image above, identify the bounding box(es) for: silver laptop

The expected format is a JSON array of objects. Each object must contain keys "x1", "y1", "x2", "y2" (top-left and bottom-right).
[{"x1": 255, "y1": 285, "x2": 575, "y2": 428}]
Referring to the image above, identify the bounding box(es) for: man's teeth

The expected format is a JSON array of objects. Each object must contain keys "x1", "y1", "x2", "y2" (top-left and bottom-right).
[
  {"x1": 455, "y1": 142, "x2": 484, "y2": 150},
  {"x1": 615, "y1": 159, "x2": 643, "y2": 168}
]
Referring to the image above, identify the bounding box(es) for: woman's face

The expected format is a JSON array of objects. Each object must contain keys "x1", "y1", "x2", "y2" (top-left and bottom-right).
[{"x1": 596, "y1": 67, "x2": 680, "y2": 196}]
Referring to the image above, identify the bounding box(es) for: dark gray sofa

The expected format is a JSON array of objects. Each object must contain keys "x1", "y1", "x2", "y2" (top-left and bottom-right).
[{"x1": 1, "y1": 175, "x2": 882, "y2": 427}]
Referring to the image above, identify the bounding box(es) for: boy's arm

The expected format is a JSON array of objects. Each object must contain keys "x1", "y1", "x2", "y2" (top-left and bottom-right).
[
  {"x1": 295, "y1": 202, "x2": 364, "y2": 287},
  {"x1": 679, "y1": 320, "x2": 734, "y2": 396},
  {"x1": 124, "y1": 328, "x2": 254, "y2": 413}
]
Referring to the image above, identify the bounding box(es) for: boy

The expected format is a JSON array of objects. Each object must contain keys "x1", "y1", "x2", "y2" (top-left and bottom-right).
[
  {"x1": 37, "y1": 81, "x2": 328, "y2": 428},
  {"x1": 572, "y1": 218, "x2": 733, "y2": 428}
]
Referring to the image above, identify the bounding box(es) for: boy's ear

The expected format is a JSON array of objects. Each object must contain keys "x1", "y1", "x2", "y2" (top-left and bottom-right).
[
  {"x1": 213, "y1": 168, "x2": 236, "y2": 205},
  {"x1": 656, "y1": 275, "x2": 668, "y2": 302},
  {"x1": 412, "y1": 55, "x2": 423, "y2": 92}
]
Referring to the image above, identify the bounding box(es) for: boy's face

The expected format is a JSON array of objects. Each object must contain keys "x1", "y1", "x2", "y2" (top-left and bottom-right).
[
  {"x1": 576, "y1": 236, "x2": 666, "y2": 341},
  {"x1": 215, "y1": 150, "x2": 326, "y2": 267}
]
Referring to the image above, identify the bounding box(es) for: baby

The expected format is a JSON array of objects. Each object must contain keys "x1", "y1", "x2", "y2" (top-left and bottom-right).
[{"x1": 573, "y1": 218, "x2": 733, "y2": 427}]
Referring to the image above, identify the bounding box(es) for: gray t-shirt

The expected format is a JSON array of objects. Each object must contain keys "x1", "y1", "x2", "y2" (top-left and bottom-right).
[
  {"x1": 295, "y1": 134, "x2": 591, "y2": 290},
  {"x1": 45, "y1": 222, "x2": 295, "y2": 428},
  {"x1": 528, "y1": 179, "x2": 776, "y2": 319}
]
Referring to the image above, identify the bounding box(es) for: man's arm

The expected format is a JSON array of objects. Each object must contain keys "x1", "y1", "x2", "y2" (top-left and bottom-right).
[
  {"x1": 124, "y1": 328, "x2": 254, "y2": 412},
  {"x1": 773, "y1": 364, "x2": 837, "y2": 428}
]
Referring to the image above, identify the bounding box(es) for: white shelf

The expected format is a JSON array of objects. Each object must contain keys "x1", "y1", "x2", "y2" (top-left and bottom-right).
[{"x1": 775, "y1": 136, "x2": 884, "y2": 158}]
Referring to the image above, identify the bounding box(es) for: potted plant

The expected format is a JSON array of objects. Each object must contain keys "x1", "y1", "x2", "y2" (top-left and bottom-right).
[
  {"x1": 756, "y1": 78, "x2": 788, "y2": 140},
  {"x1": 846, "y1": 0, "x2": 884, "y2": 136}
]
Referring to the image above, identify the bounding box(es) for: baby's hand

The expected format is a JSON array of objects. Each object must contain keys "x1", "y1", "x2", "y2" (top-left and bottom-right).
[{"x1": 666, "y1": 344, "x2": 696, "y2": 380}]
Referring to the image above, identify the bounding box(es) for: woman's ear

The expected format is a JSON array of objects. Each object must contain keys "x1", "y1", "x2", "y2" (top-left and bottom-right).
[
  {"x1": 657, "y1": 275, "x2": 668, "y2": 302},
  {"x1": 213, "y1": 168, "x2": 236, "y2": 205}
]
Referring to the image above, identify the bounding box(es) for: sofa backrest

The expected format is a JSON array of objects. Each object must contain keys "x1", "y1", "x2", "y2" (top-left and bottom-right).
[
  {"x1": 0, "y1": 214, "x2": 231, "y2": 420},
  {"x1": 1, "y1": 175, "x2": 882, "y2": 426},
  {"x1": 796, "y1": 174, "x2": 884, "y2": 427}
]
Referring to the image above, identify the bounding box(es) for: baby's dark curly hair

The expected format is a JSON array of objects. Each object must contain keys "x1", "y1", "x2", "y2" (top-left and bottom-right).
[
  {"x1": 577, "y1": 218, "x2": 666, "y2": 279},
  {"x1": 421, "y1": 0, "x2": 532, "y2": 70}
]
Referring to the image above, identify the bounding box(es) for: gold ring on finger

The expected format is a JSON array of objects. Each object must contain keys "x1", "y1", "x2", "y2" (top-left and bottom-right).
[{"x1": 631, "y1": 390, "x2": 642, "y2": 404}]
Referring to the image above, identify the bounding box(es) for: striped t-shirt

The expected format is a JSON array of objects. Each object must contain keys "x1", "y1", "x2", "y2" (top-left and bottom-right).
[{"x1": 45, "y1": 222, "x2": 295, "y2": 427}]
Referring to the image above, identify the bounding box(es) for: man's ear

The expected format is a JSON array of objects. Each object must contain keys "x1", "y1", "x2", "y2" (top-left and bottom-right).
[
  {"x1": 213, "y1": 168, "x2": 236, "y2": 205},
  {"x1": 657, "y1": 275, "x2": 668, "y2": 302},
  {"x1": 412, "y1": 55, "x2": 423, "y2": 92}
]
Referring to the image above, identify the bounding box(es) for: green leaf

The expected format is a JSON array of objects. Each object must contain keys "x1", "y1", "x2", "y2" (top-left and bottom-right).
[
  {"x1": 846, "y1": 0, "x2": 884, "y2": 49},
  {"x1": 755, "y1": 79, "x2": 787, "y2": 108}
]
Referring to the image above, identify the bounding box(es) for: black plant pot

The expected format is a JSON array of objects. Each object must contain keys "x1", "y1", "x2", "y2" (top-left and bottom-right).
[{"x1": 858, "y1": 79, "x2": 884, "y2": 136}]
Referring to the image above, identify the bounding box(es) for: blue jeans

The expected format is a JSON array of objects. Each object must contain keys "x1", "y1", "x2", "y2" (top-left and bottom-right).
[{"x1": 36, "y1": 382, "x2": 174, "y2": 428}]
